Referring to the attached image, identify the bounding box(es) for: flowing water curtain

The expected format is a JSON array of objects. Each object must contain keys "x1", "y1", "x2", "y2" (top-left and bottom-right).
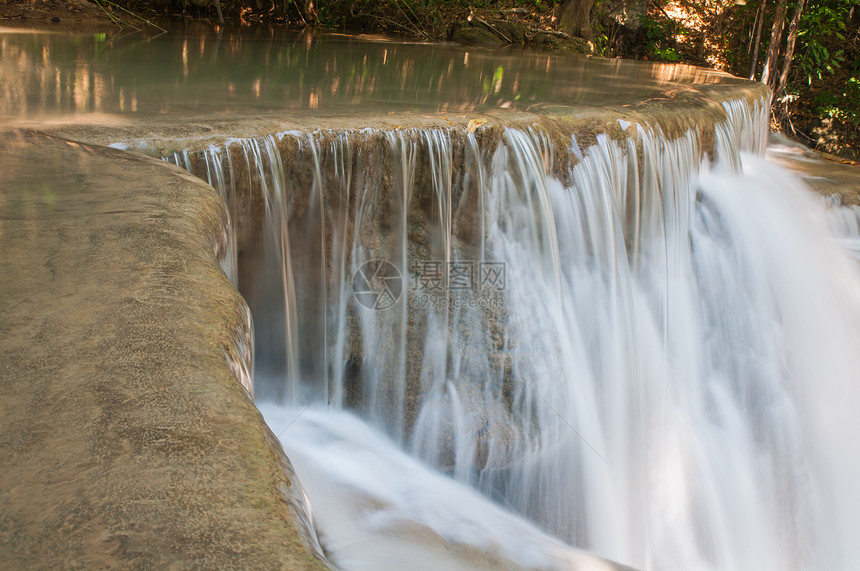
[{"x1": 163, "y1": 92, "x2": 860, "y2": 568}]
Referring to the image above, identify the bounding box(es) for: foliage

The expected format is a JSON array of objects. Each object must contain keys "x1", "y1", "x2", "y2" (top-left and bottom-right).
[
  {"x1": 795, "y1": 1, "x2": 852, "y2": 84},
  {"x1": 513, "y1": 0, "x2": 557, "y2": 12},
  {"x1": 639, "y1": 14, "x2": 683, "y2": 61},
  {"x1": 296, "y1": 0, "x2": 560, "y2": 35},
  {"x1": 588, "y1": 0, "x2": 860, "y2": 157},
  {"x1": 779, "y1": 0, "x2": 859, "y2": 156},
  {"x1": 814, "y1": 76, "x2": 858, "y2": 121}
]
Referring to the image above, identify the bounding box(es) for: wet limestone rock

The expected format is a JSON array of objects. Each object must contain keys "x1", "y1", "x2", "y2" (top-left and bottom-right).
[{"x1": 0, "y1": 130, "x2": 329, "y2": 570}]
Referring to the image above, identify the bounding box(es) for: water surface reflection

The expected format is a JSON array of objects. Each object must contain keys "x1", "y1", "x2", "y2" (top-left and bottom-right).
[{"x1": 0, "y1": 23, "x2": 747, "y2": 124}]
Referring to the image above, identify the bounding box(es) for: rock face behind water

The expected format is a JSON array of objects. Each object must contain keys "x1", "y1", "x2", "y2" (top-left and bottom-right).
[{"x1": 0, "y1": 130, "x2": 328, "y2": 570}]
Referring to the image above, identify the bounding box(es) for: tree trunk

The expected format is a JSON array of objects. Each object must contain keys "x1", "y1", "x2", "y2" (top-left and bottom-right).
[
  {"x1": 776, "y1": 0, "x2": 806, "y2": 97},
  {"x1": 600, "y1": 0, "x2": 648, "y2": 31},
  {"x1": 760, "y1": 0, "x2": 787, "y2": 89},
  {"x1": 290, "y1": 0, "x2": 315, "y2": 24},
  {"x1": 748, "y1": 0, "x2": 767, "y2": 79},
  {"x1": 558, "y1": 0, "x2": 597, "y2": 41}
]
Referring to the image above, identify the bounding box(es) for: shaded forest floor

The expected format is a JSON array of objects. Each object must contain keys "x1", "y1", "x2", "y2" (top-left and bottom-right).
[
  {"x1": 1, "y1": 0, "x2": 857, "y2": 162},
  {"x1": 0, "y1": 0, "x2": 107, "y2": 23}
]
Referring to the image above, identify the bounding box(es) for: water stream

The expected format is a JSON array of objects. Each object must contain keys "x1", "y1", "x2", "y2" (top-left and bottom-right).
[
  {"x1": 4, "y1": 24, "x2": 860, "y2": 571},
  {"x1": 168, "y1": 96, "x2": 860, "y2": 570}
]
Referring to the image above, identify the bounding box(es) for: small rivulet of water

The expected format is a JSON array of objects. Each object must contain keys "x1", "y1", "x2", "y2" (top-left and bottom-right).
[{"x1": 168, "y1": 96, "x2": 860, "y2": 571}]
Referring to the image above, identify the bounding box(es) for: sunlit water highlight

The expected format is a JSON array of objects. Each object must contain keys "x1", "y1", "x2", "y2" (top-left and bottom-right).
[{"x1": 170, "y1": 97, "x2": 860, "y2": 570}]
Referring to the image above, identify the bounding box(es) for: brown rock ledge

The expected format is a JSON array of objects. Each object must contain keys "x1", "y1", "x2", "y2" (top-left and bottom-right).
[{"x1": 0, "y1": 130, "x2": 328, "y2": 569}]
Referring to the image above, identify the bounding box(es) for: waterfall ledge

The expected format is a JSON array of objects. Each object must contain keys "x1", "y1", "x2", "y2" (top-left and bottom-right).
[{"x1": 0, "y1": 130, "x2": 328, "y2": 569}]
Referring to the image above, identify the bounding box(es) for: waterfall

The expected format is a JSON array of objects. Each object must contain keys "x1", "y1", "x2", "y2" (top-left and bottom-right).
[
  {"x1": 167, "y1": 95, "x2": 860, "y2": 570},
  {"x1": 825, "y1": 201, "x2": 860, "y2": 260}
]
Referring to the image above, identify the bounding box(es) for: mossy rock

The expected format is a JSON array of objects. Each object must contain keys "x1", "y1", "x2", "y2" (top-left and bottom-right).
[
  {"x1": 451, "y1": 25, "x2": 505, "y2": 46},
  {"x1": 481, "y1": 19, "x2": 529, "y2": 44},
  {"x1": 533, "y1": 32, "x2": 592, "y2": 54}
]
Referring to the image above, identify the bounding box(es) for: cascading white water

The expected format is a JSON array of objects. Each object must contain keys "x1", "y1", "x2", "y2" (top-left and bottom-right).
[
  {"x1": 826, "y1": 202, "x2": 860, "y2": 260},
  {"x1": 168, "y1": 96, "x2": 860, "y2": 570}
]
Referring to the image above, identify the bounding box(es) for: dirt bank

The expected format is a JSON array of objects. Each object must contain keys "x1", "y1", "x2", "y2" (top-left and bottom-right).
[{"x1": 0, "y1": 0, "x2": 108, "y2": 24}]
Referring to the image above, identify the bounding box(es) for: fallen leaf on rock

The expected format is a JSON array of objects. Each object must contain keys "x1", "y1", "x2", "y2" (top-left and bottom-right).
[{"x1": 467, "y1": 119, "x2": 487, "y2": 133}]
